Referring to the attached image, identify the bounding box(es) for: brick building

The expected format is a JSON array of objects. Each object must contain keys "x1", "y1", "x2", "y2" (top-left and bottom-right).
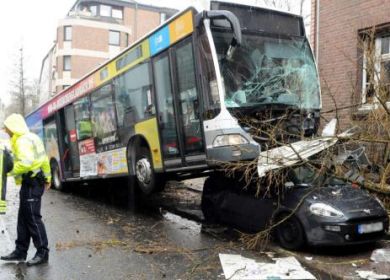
[
  {"x1": 39, "y1": 0, "x2": 176, "y2": 103},
  {"x1": 311, "y1": 0, "x2": 390, "y2": 128}
]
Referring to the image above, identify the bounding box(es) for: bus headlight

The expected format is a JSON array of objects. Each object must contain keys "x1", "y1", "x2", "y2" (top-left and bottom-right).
[
  {"x1": 213, "y1": 134, "x2": 248, "y2": 147},
  {"x1": 309, "y1": 203, "x2": 344, "y2": 218}
]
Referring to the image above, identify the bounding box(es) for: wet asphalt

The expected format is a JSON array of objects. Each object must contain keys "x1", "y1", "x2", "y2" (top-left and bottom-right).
[
  {"x1": 1, "y1": 177, "x2": 389, "y2": 280},
  {"x1": 0, "y1": 178, "x2": 274, "y2": 280}
]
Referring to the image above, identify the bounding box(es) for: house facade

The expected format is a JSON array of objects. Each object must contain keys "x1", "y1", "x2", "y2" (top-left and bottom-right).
[
  {"x1": 311, "y1": 0, "x2": 390, "y2": 128},
  {"x1": 39, "y1": 0, "x2": 176, "y2": 103}
]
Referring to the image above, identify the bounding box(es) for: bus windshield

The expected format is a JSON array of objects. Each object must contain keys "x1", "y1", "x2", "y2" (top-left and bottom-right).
[{"x1": 212, "y1": 30, "x2": 321, "y2": 110}]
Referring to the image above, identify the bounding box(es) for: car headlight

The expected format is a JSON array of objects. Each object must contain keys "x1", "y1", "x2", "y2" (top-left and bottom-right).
[
  {"x1": 309, "y1": 203, "x2": 344, "y2": 218},
  {"x1": 213, "y1": 134, "x2": 248, "y2": 147}
]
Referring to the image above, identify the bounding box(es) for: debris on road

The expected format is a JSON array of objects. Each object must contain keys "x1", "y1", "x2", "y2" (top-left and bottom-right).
[
  {"x1": 356, "y1": 270, "x2": 390, "y2": 280},
  {"x1": 219, "y1": 254, "x2": 316, "y2": 280},
  {"x1": 370, "y1": 249, "x2": 390, "y2": 263}
]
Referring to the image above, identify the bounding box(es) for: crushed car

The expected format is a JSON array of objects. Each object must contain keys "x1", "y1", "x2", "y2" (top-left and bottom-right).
[{"x1": 201, "y1": 120, "x2": 389, "y2": 249}]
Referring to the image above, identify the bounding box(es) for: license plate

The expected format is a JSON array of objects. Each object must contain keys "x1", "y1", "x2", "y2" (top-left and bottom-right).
[{"x1": 357, "y1": 222, "x2": 383, "y2": 234}]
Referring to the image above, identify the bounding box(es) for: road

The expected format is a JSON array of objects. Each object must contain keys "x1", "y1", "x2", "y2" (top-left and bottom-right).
[
  {"x1": 0, "y1": 178, "x2": 291, "y2": 280},
  {"x1": 1, "y1": 177, "x2": 389, "y2": 280}
]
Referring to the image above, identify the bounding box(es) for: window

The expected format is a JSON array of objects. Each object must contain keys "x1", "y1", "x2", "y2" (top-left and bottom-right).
[
  {"x1": 382, "y1": 37, "x2": 390, "y2": 54},
  {"x1": 64, "y1": 26, "x2": 72, "y2": 41},
  {"x1": 74, "y1": 97, "x2": 92, "y2": 141},
  {"x1": 198, "y1": 26, "x2": 219, "y2": 117},
  {"x1": 91, "y1": 84, "x2": 118, "y2": 147},
  {"x1": 100, "y1": 67, "x2": 109, "y2": 81},
  {"x1": 63, "y1": 56, "x2": 71, "y2": 71},
  {"x1": 112, "y1": 8, "x2": 123, "y2": 19},
  {"x1": 175, "y1": 41, "x2": 203, "y2": 154},
  {"x1": 109, "y1": 30, "x2": 120, "y2": 46},
  {"x1": 114, "y1": 63, "x2": 153, "y2": 127},
  {"x1": 100, "y1": 5, "x2": 111, "y2": 17},
  {"x1": 160, "y1": 13, "x2": 167, "y2": 24},
  {"x1": 90, "y1": 5, "x2": 97, "y2": 16},
  {"x1": 153, "y1": 55, "x2": 179, "y2": 157},
  {"x1": 116, "y1": 45, "x2": 142, "y2": 71},
  {"x1": 361, "y1": 35, "x2": 390, "y2": 106}
]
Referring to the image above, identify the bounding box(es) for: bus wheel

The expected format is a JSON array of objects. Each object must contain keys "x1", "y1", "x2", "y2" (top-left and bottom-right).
[
  {"x1": 135, "y1": 147, "x2": 159, "y2": 195},
  {"x1": 51, "y1": 161, "x2": 63, "y2": 191}
]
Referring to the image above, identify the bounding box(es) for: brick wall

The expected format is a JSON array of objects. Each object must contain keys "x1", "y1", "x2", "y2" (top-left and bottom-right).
[
  {"x1": 72, "y1": 26, "x2": 108, "y2": 52},
  {"x1": 49, "y1": 6, "x2": 166, "y2": 96},
  {"x1": 124, "y1": 7, "x2": 161, "y2": 44},
  {"x1": 311, "y1": 0, "x2": 390, "y2": 129},
  {"x1": 71, "y1": 56, "x2": 105, "y2": 79}
]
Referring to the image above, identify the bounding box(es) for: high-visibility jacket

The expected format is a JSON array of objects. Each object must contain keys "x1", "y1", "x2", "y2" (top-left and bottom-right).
[
  {"x1": 4, "y1": 114, "x2": 51, "y2": 185},
  {"x1": 0, "y1": 147, "x2": 14, "y2": 214}
]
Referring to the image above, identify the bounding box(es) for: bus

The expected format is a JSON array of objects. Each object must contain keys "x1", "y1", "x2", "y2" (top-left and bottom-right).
[{"x1": 26, "y1": 1, "x2": 321, "y2": 195}]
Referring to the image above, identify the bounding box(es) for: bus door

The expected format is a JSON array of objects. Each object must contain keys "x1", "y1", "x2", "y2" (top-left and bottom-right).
[
  {"x1": 42, "y1": 116, "x2": 61, "y2": 172},
  {"x1": 153, "y1": 38, "x2": 205, "y2": 169},
  {"x1": 62, "y1": 105, "x2": 80, "y2": 176}
]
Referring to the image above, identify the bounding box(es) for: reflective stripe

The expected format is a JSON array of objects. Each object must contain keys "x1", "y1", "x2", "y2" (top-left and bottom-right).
[
  {"x1": 44, "y1": 172, "x2": 51, "y2": 178},
  {"x1": 20, "y1": 159, "x2": 34, "y2": 166}
]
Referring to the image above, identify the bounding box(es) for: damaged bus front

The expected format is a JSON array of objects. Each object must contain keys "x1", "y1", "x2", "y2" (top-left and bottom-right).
[
  {"x1": 199, "y1": 1, "x2": 321, "y2": 163},
  {"x1": 199, "y1": 2, "x2": 388, "y2": 249}
]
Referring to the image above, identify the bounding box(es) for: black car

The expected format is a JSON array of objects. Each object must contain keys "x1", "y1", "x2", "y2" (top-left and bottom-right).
[{"x1": 201, "y1": 165, "x2": 389, "y2": 250}]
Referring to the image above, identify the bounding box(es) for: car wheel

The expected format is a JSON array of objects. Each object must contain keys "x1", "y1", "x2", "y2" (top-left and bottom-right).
[
  {"x1": 276, "y1": 214, "x2": 306, "y2": 250},
  {"x1": 134, "y1": 147, "x2": 165, "y2": 195}
]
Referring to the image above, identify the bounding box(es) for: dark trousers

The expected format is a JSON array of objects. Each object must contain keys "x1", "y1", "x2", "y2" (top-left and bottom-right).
[{"x1": 15, "y1": 174, "x2": 49, "y2": 257}]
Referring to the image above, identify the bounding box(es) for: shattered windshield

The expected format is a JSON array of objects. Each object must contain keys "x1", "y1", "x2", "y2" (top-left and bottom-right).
[
  {"x1": 288, "y1": 164, "x2": 345, "y2": 187},
  {"x1": 212, "y1": 30, "x2": 321, "y2": 110}
]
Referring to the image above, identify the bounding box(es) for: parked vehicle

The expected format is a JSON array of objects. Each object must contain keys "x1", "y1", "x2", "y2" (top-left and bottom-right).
[{"x1": 202, "y1": 164, "x2": 389, "y2": 249}]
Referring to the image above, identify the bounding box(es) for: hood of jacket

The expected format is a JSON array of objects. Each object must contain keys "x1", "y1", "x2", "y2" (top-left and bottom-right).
[{"x1": 4, "y1": 114, "x2": 29, "y2": 136}]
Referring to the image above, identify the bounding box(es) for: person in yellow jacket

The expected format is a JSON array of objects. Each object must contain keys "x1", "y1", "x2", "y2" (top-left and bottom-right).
[
  {"x1": 0, "y1": 143, "x2": 13, "y2": 215},
  {"x1": 0, "y1": 114, "x2": 51, "y2": 266}
]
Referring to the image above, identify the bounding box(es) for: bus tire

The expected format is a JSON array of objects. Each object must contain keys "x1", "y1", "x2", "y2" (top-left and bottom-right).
[
  {"x1": 135, "y1": 147, "x2": 164, "y2": 195},
  {"x1": 50, "y1": 161, "x2": 64, "y2": 191}
]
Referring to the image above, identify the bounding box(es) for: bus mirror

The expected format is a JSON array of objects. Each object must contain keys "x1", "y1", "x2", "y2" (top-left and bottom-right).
[{"x1": 197, "y1": 10, "x2": 242, "y2": 57}]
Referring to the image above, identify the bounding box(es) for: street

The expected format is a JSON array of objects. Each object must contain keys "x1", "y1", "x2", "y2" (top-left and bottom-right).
[
  {"x1": 1, "y1": 177, "x2": 389, "y2": 280},
  {"x1": 0, "y1": 178, "x2": 291, "y2": 280}
]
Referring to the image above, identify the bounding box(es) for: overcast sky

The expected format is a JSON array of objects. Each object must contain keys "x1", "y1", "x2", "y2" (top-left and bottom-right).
[{"x1": 0, "y1": 0, "x2": 309, "y2": 106}]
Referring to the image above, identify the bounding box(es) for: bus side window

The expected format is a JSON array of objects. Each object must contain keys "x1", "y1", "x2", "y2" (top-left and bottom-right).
[{"x1": 114, "y1": 62, "x2": 153, "y2": 128}]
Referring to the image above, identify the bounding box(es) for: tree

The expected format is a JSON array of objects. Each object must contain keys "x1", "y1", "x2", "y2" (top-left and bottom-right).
[
  {"x1": 6, "y1": 46, "x2": 40, "y2": 116},
  {"x1": 256, "y1": 0, "x2": 310, "y2": 31}
]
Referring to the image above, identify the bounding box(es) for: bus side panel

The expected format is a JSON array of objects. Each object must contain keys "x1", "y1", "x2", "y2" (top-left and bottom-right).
[{"x1": 134, "y1": 117, "x2": 163, "y2": 170}]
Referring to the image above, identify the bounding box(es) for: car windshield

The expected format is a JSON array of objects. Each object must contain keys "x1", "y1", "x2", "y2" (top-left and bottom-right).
[
  {"x1": 212, "y1": 30, "x2": 321, "y2": 110},
  {"x1": 289, "y1": 165, "x2": 345, "y2": 187}
]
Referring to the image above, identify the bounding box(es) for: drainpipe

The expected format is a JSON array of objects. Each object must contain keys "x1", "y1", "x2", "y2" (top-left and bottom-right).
[{"x1": 315, "y1": 0, "x2": 320, "y2": 63}]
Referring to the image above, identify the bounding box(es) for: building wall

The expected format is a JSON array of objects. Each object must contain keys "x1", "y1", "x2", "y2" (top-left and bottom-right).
[
  {"x1": 40, "y1": 2, "x2": 175, "y2": 100},
  {"x1": 312, "y1": 0, "x2": 390, "y2": 128},
  {"x1": 124, "y1": 7, "x2": 162, "y2": 43}
]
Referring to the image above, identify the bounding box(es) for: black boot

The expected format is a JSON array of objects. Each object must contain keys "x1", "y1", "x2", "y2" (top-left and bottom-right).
[
  {"x1": 26, "y1": 253, "x2": 49, "y2": 266},
  {"x1": 0, "y1": 251, "x2": 26, "y2": 262}
]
